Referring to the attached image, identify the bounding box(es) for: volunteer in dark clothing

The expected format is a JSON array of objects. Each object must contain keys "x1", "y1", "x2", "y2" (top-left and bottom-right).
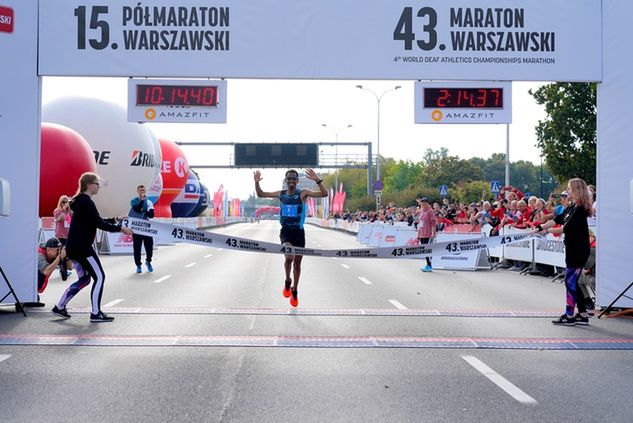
[
  {"x1": 51, "y1": 172, "x2": 132, "y2": 322},
  {"x1": 254, "y1": 168, "x2": 327, "y2": 307},
  {"x1": 129, "y1": 184, "x2": 155, "y2": 273},
  {"x1": 533, "y1": 178, "x2": 593, "y2": 326}
]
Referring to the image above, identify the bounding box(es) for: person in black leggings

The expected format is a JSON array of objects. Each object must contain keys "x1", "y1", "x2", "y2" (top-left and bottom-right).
[
  {"x1": 534, "y1": 178, "x2": 593, "y2": 326},
  {"x1": 51, "y1": 172, "x2": 132, "y2": 322}
]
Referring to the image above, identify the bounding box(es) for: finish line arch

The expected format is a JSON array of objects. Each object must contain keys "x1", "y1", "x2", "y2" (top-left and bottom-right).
[{"x1": 1, "y1": 0, "x2": 631, "y2": 309}]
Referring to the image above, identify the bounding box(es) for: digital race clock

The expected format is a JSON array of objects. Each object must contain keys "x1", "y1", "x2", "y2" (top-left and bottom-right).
[
  {"x1": 414, "y1": 81, "x2": 512, "y2": 124},
  {"x1": 423, "y1": 87, "x2": 503, "y2": 109},
  {"x1": 136, "y1": 84, "x2": 219, "y2": 107},
  {"x1": 128, "y1": 79, "x2": 227, "y2": 123}
]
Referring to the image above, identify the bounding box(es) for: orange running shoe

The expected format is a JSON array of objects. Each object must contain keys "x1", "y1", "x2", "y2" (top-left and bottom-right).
[
  {"x1": 282, "y1": 279, "x2": 292, "y2": 298},
  {"x1": 290, "y1": 288, "x2": 299, "y2": 307}
]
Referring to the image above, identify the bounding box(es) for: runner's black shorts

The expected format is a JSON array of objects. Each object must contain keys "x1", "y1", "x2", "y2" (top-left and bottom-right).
[{"x1": 280, "y1": 226, "x2": 306, "y2": 248}]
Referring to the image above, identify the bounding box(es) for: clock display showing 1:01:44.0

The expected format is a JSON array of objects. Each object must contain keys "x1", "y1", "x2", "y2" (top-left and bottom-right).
[
  {"x1": 136, "y1": 84, "x2": 219, "y2": 107},
  {"x1": 423, "y1": 87, "x2": 503, "y2": 108}
]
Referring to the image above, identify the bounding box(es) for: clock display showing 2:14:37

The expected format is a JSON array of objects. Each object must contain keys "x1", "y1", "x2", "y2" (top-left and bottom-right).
[{"x1": 423, "y1": 88, "x2": 503, "y2": 108}]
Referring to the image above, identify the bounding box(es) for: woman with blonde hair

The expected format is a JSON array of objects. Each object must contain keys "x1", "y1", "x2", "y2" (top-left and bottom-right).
[
  {"x1": 534, "y1": 178, "x2": 593, "y2": 326},
  {"x1": 53, "y1": 194, "x2": 73, "y2": 280},
  {"x1": 51, "y1": 172, "x2": 132, "y2": 322}
]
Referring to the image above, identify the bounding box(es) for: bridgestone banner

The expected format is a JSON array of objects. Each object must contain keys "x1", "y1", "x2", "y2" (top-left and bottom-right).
[{"x1": 38, "y1": 0, "x2": 601, "y2": 81}]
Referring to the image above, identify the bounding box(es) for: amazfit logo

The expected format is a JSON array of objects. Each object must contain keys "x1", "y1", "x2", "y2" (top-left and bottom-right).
[{"x1": 130, "y1": 150, "x2": 159, "y2": 168}]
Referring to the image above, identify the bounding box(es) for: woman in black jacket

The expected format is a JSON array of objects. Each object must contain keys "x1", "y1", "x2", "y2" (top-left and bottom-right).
[
  {"x1": 534, "y1": 178, "x2": 594, "y2": 326},
  {"x1": 51, "y1": 172, "x2": 132, "y2": 322}
]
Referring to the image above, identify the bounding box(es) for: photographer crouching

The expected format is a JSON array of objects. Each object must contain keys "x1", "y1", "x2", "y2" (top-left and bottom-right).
[{"x1": 25, "y1": 237, "x2": 74, "y2": 307}]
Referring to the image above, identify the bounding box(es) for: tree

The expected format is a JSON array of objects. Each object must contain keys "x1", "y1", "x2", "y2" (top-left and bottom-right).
[
  {"x1": 530, "y1": 83, "x2": 596, "y2": 184},
  {"x1": 454, "y1": 181, "x2": 492, "y2": 204},
  {"x1": 423, "y1": 155, "x2": 484, "y2": 188},
  {"x1": 383, "y1": 160, "x2": 424, "y2": 192}
]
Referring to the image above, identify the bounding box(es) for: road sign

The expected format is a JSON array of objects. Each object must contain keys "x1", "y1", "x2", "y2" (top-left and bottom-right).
[
  {"x1": 439, "y1": 185, "x2": 448, "y2": 197},
  {"x1": 490, "y1": 181, "x2": 500, "y2": 194},
  {"x1": 373, "y1": 180, "x2": 383, "y2": 191},
  {"x1": 374, "y1": 190, "x2": 382, "y2": 196}
]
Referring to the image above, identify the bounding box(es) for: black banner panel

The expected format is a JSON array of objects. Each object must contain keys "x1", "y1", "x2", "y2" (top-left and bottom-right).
[{"x1": 234, "y1": 143, "x2": 318, "y2": 167}]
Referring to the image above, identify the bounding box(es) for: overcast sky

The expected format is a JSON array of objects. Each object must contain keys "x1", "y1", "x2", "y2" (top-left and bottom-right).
[{"x1": 42, "y1": 77, "x2": 546, "y2": 199}]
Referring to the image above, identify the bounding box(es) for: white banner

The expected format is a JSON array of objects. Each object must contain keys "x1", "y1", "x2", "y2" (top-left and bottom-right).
[
  {"x1": 0, "y1": 0, "x2": 40, "y2": 304},
  {"x1": 533, "y1": 234, "x2": 566, "y2": 268},
  {"x1": 99, "y1": 231, "x2": 134, "y2": 255},
  {"x1": 368, "y1": 225, "x2": 384, "y2": 248},
  {"x1": 500, "y1": 226, "x2": 533, "y2": 262},
  {"x1": 39, "y1": 0, "x2": 601, "y2": 81},
  {"x1": 356, "y1": 223, "x2": 372, "y2": 244},
  {"x1": 433, "y1": 232, "x2": 488, "y2": 270},
  {"x1": 123, "y1": 217, "x2": 539, "y2": 260}
]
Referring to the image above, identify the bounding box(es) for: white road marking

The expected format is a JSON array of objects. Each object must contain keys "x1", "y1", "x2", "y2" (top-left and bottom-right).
[
  {"x1": 0, "y1": 354, "x2": 10, "y2": 364},
  {"x1": 389, "y1": 299, "x2": 408, "y2": 310},
  {"x1": 340, "y1": 264, "x2": 350, "y2": 269},
  {"x1": 104, "y1": 299, "x2": 124, "y2": 308},
  {"x1": 154, "y1": 275, "x2": 172, "y2": 284},
  {"x1": 358, "y1": 276, "x2": 373, "y2": 285},
  {"x1": 204, "y1": 254, "x2": 213, "y2": 258},
  {"x1": 461, "y1": 355, "x2": 538, "y2": 405},
  {"x1": 217, "y1": 248, "x2": 224, "y2": 251},
  {"x1": 185, "y1": 262, "x2": 197, "y2": 268}
]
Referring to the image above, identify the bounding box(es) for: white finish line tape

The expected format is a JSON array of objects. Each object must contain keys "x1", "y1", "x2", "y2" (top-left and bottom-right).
[{"x1": 123, "y1": 217, "x2": 540, "y2": 260}]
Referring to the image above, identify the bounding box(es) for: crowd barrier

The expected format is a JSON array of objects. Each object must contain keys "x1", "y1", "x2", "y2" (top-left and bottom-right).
[
  {"x1": 38, "y1": 216, "x2": 247, "y2": 255},
  {"x1": 306, "y1": 218, "x2": 597, "y2": 272}
]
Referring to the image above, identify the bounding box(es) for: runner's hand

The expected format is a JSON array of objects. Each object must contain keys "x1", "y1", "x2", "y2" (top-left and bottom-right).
[{"x1": 305, "y1": 168, "x2": 319, "y2": 181}]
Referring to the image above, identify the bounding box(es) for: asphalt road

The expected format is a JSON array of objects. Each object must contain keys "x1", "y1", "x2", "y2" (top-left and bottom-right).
[{"x1": 1, "y1": 221, "x2": 632, "y2": 422}]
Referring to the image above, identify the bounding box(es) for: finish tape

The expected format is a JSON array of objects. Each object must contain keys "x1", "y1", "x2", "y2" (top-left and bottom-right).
[{"x1": 122, "y1": 217, "x2": 541, "y2": 259}]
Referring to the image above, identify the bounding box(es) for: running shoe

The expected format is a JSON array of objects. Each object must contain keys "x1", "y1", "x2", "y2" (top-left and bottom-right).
[
  {"x1": 90, "y1": 311, "x2": 115, "y2": 322},
  {"x1": 573, "y1": 314, "x2": 590, "y2": 325},
  {"x1": 51, "y1": 305, "x2": 71, "y2": 319},
  {"x1": 283, "y1": 279, "x2": 292, "y2": 298},
  {"x1": 552, "y1": 314, "x2": 576, "y2": 326},
  {"x1": 290, "y1": 288, "x2": 299, "y2": 308},
  {"x1": 146, "y1": 262, "x2": 153, "y2": 273},
  {"x1": 136, "y1": 265, "x2": 142, "y2": 273},
  {"x1": 421, "y1": 265, "x2": 432, "y2": 272}
]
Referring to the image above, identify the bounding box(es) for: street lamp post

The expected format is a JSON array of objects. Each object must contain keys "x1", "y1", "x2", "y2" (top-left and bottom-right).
[
  {"x1": 321, "y1": 123, "x2": 353, "y2": 189},
  {"x1": 356, "y1": 85, "x2": 401, "y2": 194}
]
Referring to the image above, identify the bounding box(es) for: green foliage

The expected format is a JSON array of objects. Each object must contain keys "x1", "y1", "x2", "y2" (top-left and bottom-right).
[
  {"x1": 423, "y1": 154, "x2": 484, "y2": 187},
  {"x1": 344, "y1": 195, "x2": 377, "y2": 211},
  {"x1": 530, "y1": 82, "x2": 596, "y2": 184},
  {"x1": 382, "y1": 159, "x2": 425, "y2": 192},
  {"x1": 317, "y1": 147, "x2": 560, "y2": 208},
  {"x1": 453, "y1": 181, "x2": 492, "y2": 204}
]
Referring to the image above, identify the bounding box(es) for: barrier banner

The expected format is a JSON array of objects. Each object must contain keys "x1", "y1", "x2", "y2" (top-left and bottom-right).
[
  {"x1": 501, "y1": 226, "x2": 534, "y2": 262},
  {"x1": 123, "y1": 217, "x2": 539, "y2": 260},
  {"x1": 379, "y1": 225, "x2": 398, "y2": 247},
  {"x1": 533, "y1": 233, "x2": 565, "y2": 268},
  {"x1": 368, "y1": 225, "x2": 384, "y2": 247},
  {"x1": 433, "y1": 232, "x2": 490, "y2": 271},
  {"x1": 99, "y1": 231, "x2": 134, "y2": 254},
  {"x1": 356, "y1": 223, "x2": 372, "y2": 244},
  {"x1": 394, "y1": 228, "x2": 419, "y2": 248}
]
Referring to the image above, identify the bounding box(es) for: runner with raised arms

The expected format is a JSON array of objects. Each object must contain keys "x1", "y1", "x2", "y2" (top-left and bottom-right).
[{"x1": 254, "y1": 168, "x2": 327, "y2": 307}]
